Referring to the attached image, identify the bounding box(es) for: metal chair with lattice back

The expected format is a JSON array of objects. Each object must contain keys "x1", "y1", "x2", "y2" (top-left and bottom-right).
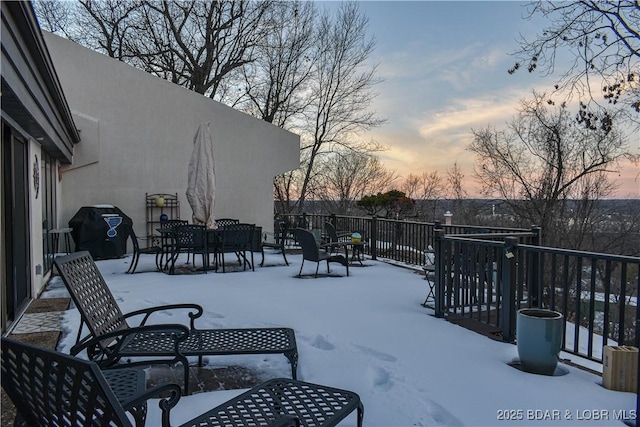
[
  {"x1": 53, "y1": 251, "x2": 298, "y2": 395},
  {"x1": 157, "y1": 219, "x2": 189, "y2": 268},
  {"x1": 168, "y1": 224, "x2": 208, "y2": 274},
  {"x1": 260, "y1": 221, "x2": 291, "y2": 266},
  {"x1": 2, "y1": 337, "x2": 362, "y2": 427},
  {"x1": 214, "y1": 218, "x2": 239, "y2": 228},
  {"x1": 218, "y1": 223, "x2": 256, "y2": 272},
  {"x1": 421, "y1": 245, "x2": 436, "y2": 307},
  {"x1": 324, "y1": 222, "x2": 351, "y2": 254},
  {"x1": 1, "y1": 337, "x2": 181, "y2": 427},
  {"x1": 126, "y1": 225, "x2": 163, "y2": 274}
]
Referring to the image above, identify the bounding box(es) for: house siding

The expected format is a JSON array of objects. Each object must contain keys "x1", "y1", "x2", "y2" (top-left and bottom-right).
[
  {"x1": 1, "y1": 2, "x2": 79, "y2": 331},
  {"x1": 1, "y1": 2, "x2": 77, "y2": 161}
]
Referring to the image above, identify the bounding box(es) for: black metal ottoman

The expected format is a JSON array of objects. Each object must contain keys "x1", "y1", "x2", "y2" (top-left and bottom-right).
[
  {"x1": 181, "y1": 378, "x2": 364, "y2": 427},
  {"x1": 103, "y1": 368, "x2": 148, "y2": 427}
]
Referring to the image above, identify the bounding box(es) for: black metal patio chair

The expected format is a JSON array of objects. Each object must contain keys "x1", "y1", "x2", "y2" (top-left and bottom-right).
[
  {"x1": 294, "y1": 228, "x2": 349, "y2": 277},
  {"x1": 1, "y1": 337, "x2": 179, "y2": 427},
  {"x1": 214, "y1": 218, "x2": 240, "y2": 228},
  {"x1": 217, "y1": 223, "x2": 256, "y2": 272},
  {"x1": 421, "y1": 245, "x2": 436, "y2": 307},
  {"x1": 53, "y1": 251, "x2": 298, "y2": 394},
  {"x1": 2, "y1": 338, "x2": 362, "y2": 427},
  {"x1": 161, "y1": 219, "x2": 189, "y2": 228},
  {"x1": 126, "y1": 225, "x2": 163, "y2": 274},
  {"x1": 252, "y1": 226, "x2": 266, "y2": 266},
  {"x1": 260, "y1": 221, "x2": 291, "y2": 266},
  {"x1": 252, "y1": 226, "x2": 290, "y2": 267},
  {"x1": 324, "y1": 222, "x2": 352, "y2": 254},
  {"x1": 168, "y1": 224, "x2": 208, "y2": 274},
  {"x1": 158, "y1": 219, "x2": 189, "y2": 269}
]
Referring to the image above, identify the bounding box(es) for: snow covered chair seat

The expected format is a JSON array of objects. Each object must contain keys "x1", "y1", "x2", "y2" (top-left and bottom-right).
[
  {"x1": 2, "y1": 338, "x2": 359, "y2": 427},
  {"x1": 53, "y1": 251, "x2": 298, "y2": 395}
]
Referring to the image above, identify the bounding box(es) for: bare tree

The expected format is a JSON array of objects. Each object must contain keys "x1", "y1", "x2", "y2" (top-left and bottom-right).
[
  {"x1": 36, "y1": 0, "x2": 148, "y2": 61},
  {"x1": 36, "y1": 0, "x2": 271, "y2": 100},
  {"x1": 274, "y1": 167, "x2": 304, "y2": 215},
  {"x1": 510, "y1": 1, "x2": 640, "y2": 123},
  {"x1": 238, "y1": 1, "x2": 316, "y2": 127},
  {"x1": 402, "y1": 171, "x2": 443, "y2": 221},
  {"x1": 313, "y1": 149, "x2": 397, "y2": 215},
  {"x1": 445, "y1": 162, "x2": 475, "y2": 224},
  {"x1": 133, "y1": 1, "x2": 271, "y2": 98},
  {"x1": 236, "y1": 0, "x2": 317, "y2": 214},
  {"x1": 296, "y1": 2, "x2": 384, "y2": 212},
  {"x1": 446, "y1": 162, "x2": 468, "y2": 201},
  {"x1": 403, "y1": 171, "x2": 442, "y2": 201},
  {"x1": 78, "y1": 0, "x2": 145, "y2": 60},
  {"x1": 34, "y1": 0, "x2": 75, "y2": 37},
  {"x1": 469, "y1": 91, "x2": 635, "y2": 247}
]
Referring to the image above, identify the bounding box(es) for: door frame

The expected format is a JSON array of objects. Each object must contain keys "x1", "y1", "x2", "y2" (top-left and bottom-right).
[{"x1": 2, "y1": 122, "x2": 32, "y2": 331}]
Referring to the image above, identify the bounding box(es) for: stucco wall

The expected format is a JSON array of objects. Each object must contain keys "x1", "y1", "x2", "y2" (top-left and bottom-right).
[{"x1": 43, "y1": 32, "x2": 300, "y2": 245}]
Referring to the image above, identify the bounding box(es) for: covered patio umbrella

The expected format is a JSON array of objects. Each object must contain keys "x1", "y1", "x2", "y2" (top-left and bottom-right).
[{"x1": 186, "y1": 122, "x2": 216, "y2": 228}]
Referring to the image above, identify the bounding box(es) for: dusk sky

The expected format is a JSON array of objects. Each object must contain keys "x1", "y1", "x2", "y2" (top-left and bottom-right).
[{"x1": 333, "y1": 1, "x2": 639, "y2": 198}]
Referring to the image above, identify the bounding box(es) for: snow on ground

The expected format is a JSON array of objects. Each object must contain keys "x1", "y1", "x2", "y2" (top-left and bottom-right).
[{"x1": 44, "y1": 251, "x2": 636, "y2": 426}]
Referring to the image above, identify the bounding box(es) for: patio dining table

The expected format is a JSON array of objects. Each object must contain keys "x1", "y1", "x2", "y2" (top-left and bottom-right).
[
  {"x1": 157, "y1": 226, "x2": 258, "y2": 273},
  {"x1": 156, "y1": 226, "x2": 218, "y2": 273}
]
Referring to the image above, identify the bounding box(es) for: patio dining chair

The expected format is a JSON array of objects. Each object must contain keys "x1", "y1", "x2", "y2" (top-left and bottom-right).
[
  {"x1": 252, "y1": 226, "x2": 266, "y2": 266},
  {"x1": 294, "y1": 228, "x2": 349, "y2": 277},
  {"x1": 1, "y1": 337, "x2": 178, "y2": 427},
  {"x1": 260, "y1": 221, "x2": 292, "y2": 266},
  {"x1": 158, "y1": 219, "x2": 189, "y2": 268},
  {"x1": 214, "y1": 218, "x2": 239, "y2": 228},
  {"x1": 324, "y1": 222, "x2": 352, "y2": 254},
  {"x1": 53, "y1": 251, "x2": 298, "y2": 394},
  {"x1": 217, "y1": 223, "x2": 256, "y2": 272},
  {"x1": 168, "y1": 224, "x2": 207, "y2": 274},
  {"x1": 421, "y1": 245, "x2": 436, "y2": 307},
  {"x1": 161, "y1": 219, "x2": 189, "y2": 228},
  {"x1": 126, "y1": 225, "x2": 163, "y2": 274},
  {"x1": 2, "y1": 338, "x2": 363, "y2": 427},
  {"x1": 252, "y1": 225, "x2": 290, "y2": 267},
  {"x1": 276, "y1": 219, "x2": 297, "y2": 245}
]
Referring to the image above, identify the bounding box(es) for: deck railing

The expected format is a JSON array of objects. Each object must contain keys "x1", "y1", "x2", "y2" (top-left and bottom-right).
[
  {"x1": 278, "y1": 213, "x2": 532, "y2": 266},
  {"x1": 279, "y1": 213, "x2": 638, "y2": 354},
  {"x1": 431, "y1": 230, "x2": 639, "y2": 423},
  {"x1": 277, "y1": 213, "x2": 639, "y2": 413},
  {"x1": 433, "y1": 231, "x2": 639, "y2": 362}
]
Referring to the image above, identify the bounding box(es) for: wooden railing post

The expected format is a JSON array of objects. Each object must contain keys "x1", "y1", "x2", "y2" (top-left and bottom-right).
[
  {"x1": 501, "y1": 236, "x2": 518, "y2": 342},
  {"x1": 370, "y1": 215, "x2": 378, "y2": 260},
  {"x1": 434, "y1": 227, "x2": 445, "y2": 318}
]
